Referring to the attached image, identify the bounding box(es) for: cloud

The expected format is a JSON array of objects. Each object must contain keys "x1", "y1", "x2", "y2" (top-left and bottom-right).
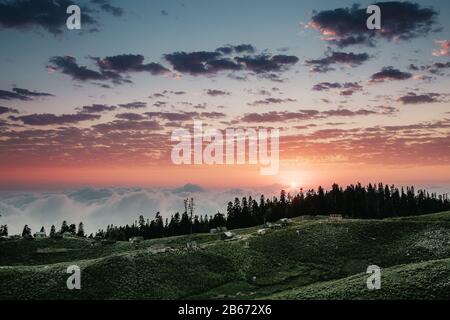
[
  {"x1": 312, "y1": 82, "x2": 342, "y2": 91},
  {"x1": 49, "y1": 55, "x2": 167, "y2": 85},
  {"x1": 216, "y1": 44, "x2": 256, "y2": 54},
  {"x1": 173, "y1": 183, "x2": 205, "y2": 193},
  {"x1": 0, "y1": 106, "x2": 19, "y2": 115},
  {"x1": 369, "y1": 66, "x2": 412, "y2": 83},
  {"x1": 193, "y1": 103, "x2": 207, "y2": 109},
  {"x1": 282, "y1": 119, "x2": 450, "y2": 166},
  {"x1": 91, "y1": 0, "x2": 124, "y2": 17},
  {"x1": 153, "y1": 101, "x2": 167, "y2": 108},
  {"x1": 76, "y1": 102, "x2": 147, "y2": 114},
  {"x1": 0, "y1": 89, "x2": 31, "y2": 101},
  {"x1": 322, "y1": 109, "x2": 376, "y2": 117},
  {"x1": 240, "y1": 107, "x2": 389, "y2": 123},
  {"x1": 398, "y1": 92, "x2": 442, "y2": 104},
  {"x1": 429, "y1": 62, "x2": 450, "y2": 71},
  {"x1": 164, "y1": 45, "x2": 299, "y2": 79},
  {"x1": 118, "y1": 101, "x2": 147, "y2": 109},
  {"x1": 115, "y1": 113, "x2": 146, "y2": 121},
  {"x1": 164, "y1": 51, "x2": 224, "y2": 74},
  {"x1": 0, "y1": 186, "x2": 281, "y2": 235},
  {"x1": 0, "y1": 88, "x2": 54, "y2": 101},
  {"x1": 92, "y1": 120, "x2": 162, "y2": 132},
  {"x1": 50, "y1": 46, "x2": 298, "y2": 85},
  {"x1": 312, "y1": 82, "x2": 363, "y2": 95},
  {"x1": 0, "y1": 0, "x2": 98, "y2": 35},
  {"x1": 240, "y1": 110, "x2": 320, "y2": 123},
  {"x1": 11, "y1": 88, "x2": 54, "y2": 97},
  {"x1": 410, "y1": 61, "x2": 450, "y2": 76},
  {"x1": 48, "y1": 56, "x2": 125, "y2": 83},
  {"x1": 305, "y1": 51, "x2": 370, "y2": 72},
  {"x1": 235, "y1": 54, "x2": 299, "y2": 74},
  {"x1": 432, "y1": 40, "x2": 450, "y2": 57},
  {"x1": 308, "y1": 2, "x2": 439, "y2": 47},
  {"x1": 145, "y1": 111, "x2": 226, "y2": 122},
  {"x1": 77, "y1": 104, "x2": 117, "y2": 114},
  {"x1": 247, "y1": 98, "x2": 296, "y2": 106},
  {"x1": 150, "y1": 90, "x2": 186, "y2": 98},
  {"x1": 9, "y1": 113, "x2": 100, "y2": 126},
  {"x1": 205, "y1": 89, "x2": 230, "y2": 96},
  {"x1": 94, "y1": 54, "x2": 170, "y2": 75}
]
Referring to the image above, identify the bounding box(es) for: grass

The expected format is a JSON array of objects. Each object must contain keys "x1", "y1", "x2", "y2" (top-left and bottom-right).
[{"x1": 1, "y1": 211, "x2": 450, "y2": 299}]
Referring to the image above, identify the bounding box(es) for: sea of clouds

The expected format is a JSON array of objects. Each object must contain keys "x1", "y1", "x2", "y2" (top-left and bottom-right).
[
  {"x1": 1, "y1": 183, "x2": 448, "y2": 236},
  {"x1": 0, "y1": 184, "x2": 282, "y2": 235}
]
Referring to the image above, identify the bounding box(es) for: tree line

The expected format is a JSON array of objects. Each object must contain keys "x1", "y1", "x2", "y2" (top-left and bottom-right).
[
  {"x1": 98, "y1": 183, "x2": 449, "y2": 241},
  {"x1": 2, "y1": 183, "x2": 449, "y2": 241},
  {"x1": 6, "y1": 222, "x2": 85, "y2": 239}
]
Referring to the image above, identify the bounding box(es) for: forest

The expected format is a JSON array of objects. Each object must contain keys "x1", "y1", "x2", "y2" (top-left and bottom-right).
[{"x1": 3, "y1": 182, "x2": 449, "y2": 241}]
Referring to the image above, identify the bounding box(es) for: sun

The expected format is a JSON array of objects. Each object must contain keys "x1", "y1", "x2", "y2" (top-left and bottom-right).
[{"x1": 290, "y1": 181, "x2": 297, "y2": 189}]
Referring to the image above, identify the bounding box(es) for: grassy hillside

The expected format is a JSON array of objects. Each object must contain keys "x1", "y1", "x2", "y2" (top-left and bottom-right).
[
  {"x1": 265, "y1": 257, "x2": 450, "y2": 300},
  {"x1": 1, "y1": 212, "x2": 449, "y2": 299}
]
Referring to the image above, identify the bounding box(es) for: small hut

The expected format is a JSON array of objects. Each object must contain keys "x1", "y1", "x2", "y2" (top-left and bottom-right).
[
  {"x1": 129, "y1": 236, "x2": 144, "y2": 244},
  {"x1": 34, "y1": 231, "x2": 47, "y2": 238},
  {"x1": 221, "y1": 231, "x2": 234, "y2": 240}
]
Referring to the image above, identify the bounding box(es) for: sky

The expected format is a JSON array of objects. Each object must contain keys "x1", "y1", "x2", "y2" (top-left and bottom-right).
[{"x1": 0, "y1": 0, "x2": 449, "y2": 194}]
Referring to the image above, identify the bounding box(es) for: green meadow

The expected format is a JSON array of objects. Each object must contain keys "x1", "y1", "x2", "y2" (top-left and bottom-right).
[{"x1": 1, "y1": 212, "x2": 450, "y2": 300}]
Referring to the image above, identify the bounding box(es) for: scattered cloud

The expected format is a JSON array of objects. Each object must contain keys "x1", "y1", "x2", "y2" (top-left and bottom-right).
[
  {"x1": 305, "y1": 50, "x2": 370, "y2": 72},
  {"x1": 92, "y1": 120, "x2": 162, "y2": 132},
  {"x1": 115, "y1": 113, "x2": 145, "y2": 121},
  {"x1": 0, "y1": 0, "x2": 98, "y2": 35},
  {"x1": 48, "y1": 56, "x2": 126, "y2": 84},
  {"x1": 164, "y1": 51, "x2": 225, "y2": 75},
  {"x1": 94, "y1": 54, "x2": 170, "y2": 75},
  {"x1": 91, "y1": 0, "x2": 124, "y2": 17},
  {"x1": 239, "y1": 107, "x2": 382, "y2": 123},
  {"x1": 9, "y1": 113, "x2": 100, "y2": 126},
  {"x1": 205, "y1": 89, "x2": 230, "y2": 96},
  {"x1": 235, "y1": 54, "x2": 299, "y2": 74},
  {"x1": 409, "y1": 61, "x2": 450, "y2": 76},
  {"x1": 145, "y1": 111, "x2": 226, "y2": 122},
  {"x1": 369, "y1": 66, "x2": 412, "y2": 83},
  {"x1": 0, "y1": 88, "x2": 54, "y2": 101},
  {"x1": 164, "y1": 45, "x2": 298, "y2": 80},
  {"x1": 247, "y1": 98, "x2": 296, "y2": 106},
  {"x1": 312, "y1": 82, "x2": 363, "y2": 96},
  {"x1": 308, "y1": 2, "x2": 439, "y2": 47},
  {"x1": 49, "y1": 54, "x2": 168, "y2": 86},
  {"x1": 77, "y1": 104, "x2": 117, "y2": 114},
  {"x1": 432, "y1": 40, "x2": 450, "y2": 57},
  {"x1": 118, "y1": 102, "x2": 147, "y2": 109},
  {"x1": 0, "y1": 106, "x2": 19, "y2": 115},
  {"x1": 216, "y1": 44, "x2": 256, "y2": 55},
  {"x1": 398, "y1": 92, "x2": 442, "y2": 104}
]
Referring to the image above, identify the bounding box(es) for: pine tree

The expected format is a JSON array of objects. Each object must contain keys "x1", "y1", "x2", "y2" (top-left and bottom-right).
[
  {"x1": 60, "y1": 220, "x2": 69, "y2": 233},
  {"x1": 0, "y1": 225, "x2": 7, "y2": 236},
  {"x1": 22, "y1": 225, "x2": 31, "y2": 238},
  {"x1": 77, "y1": 222, "x2": 85, "y2": 237},
  {"x1": 69, "y1": 224, "x2": 76, "y2": 235},
  {"x1": 50, "y1": 225, "x2": 56, "y2": 238}
]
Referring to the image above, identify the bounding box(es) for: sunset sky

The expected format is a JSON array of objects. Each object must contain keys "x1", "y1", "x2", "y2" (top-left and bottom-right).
[{"x1": 0, "y1": 0, "x2": 449, "y2": 191}]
